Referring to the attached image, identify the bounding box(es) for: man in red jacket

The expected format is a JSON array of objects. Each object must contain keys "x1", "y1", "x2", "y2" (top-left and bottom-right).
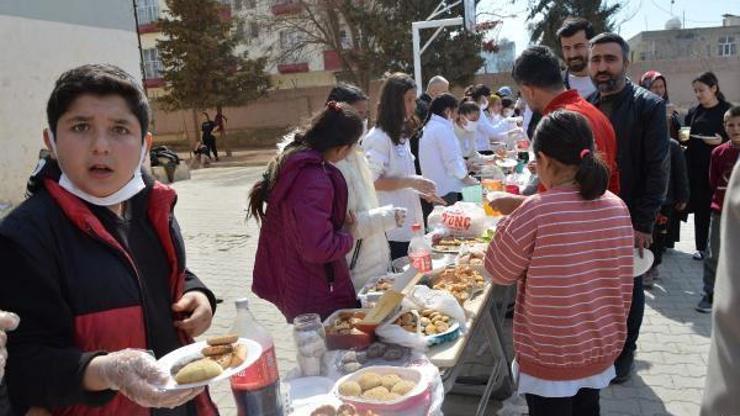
[{"x1": 489, "y1": 45, "x2": 620, "y2": 214}]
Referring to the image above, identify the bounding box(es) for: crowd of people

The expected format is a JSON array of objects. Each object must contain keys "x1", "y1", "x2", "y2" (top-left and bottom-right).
[{"x1": 0, "y1": 14, "x2": 738, "y2": 416}]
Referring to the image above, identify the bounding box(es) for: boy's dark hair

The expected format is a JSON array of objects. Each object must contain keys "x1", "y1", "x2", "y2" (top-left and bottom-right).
[
  {"x1": 533, "y1": 110, "x2": 609, "y2": 200},
  {"x1": 248, "y1": 102, "x2": 363, "y2": 222},
  {"x1": 464, "y1": 84, "x2": 492, "y2": 102},
  {"x1": 501, "y1": 97, "x2": 515, "y2": 109},
  {"x1": 422, "y1": 93, "x2": 459, "y2": 127},
  {"x1": 512, "y1": 46, "x2": 565, "y2": 91},
  {"x1": 693, "y1": 71, "x2": 727, "y2": 103},
  {"x1": 376, "y1": 73, "x2": 417, "y2": 145},
  {"x1": 727, "y1": 105, "x2": 740, "y2": 118},
  {"x1": 327, "y1": 83, "x2": 368, "y2": 105},
  {"x1": 589, "y1": 32, "x2": 630, "y2": 61},
  {"x1": 557, "y1": 17, "x2": 595, "y2": 41},
  {"x1": 46, "y1": 64, "x2": 150, "y2": 139},
  {"x1": 458, "y1": 101, "x2": 480, "y2": 117}
]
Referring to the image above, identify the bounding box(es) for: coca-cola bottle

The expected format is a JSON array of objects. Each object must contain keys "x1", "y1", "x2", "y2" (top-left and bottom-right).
[
  {"x1": 408, "y1": 223, "x2": 432, "y2": 272},
  {"x1": 230, "y1": 298, "x2": 283, "y2": 416}
]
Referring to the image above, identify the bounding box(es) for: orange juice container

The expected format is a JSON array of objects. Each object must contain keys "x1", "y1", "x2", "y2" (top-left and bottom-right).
[{"x1": 480, "y1": 163, "x2": 505, "y2": 217}]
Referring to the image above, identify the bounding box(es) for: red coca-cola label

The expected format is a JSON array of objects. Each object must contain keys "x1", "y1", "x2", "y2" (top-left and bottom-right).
[
  {"x1": 441, "y1": 211, "x2": 472, "y2": 231},
  {"x1": 409, "y1": 252, "x2": 432, "y2": 272},
  {"x1": 231, "y1": 345, "x2": 279, "y2": 390}
]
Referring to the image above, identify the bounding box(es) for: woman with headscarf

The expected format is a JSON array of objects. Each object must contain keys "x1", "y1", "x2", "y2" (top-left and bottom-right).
[
  {"x1": 639, "y1": 71, "x2": 690, "y2": 285},
  {"x1": 640, "y1": 70, "x2": 681, "y2": 140}
]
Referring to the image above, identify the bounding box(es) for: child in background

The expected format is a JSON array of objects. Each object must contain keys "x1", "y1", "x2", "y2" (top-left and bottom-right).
[
  {"x1": 454, "y1": 100, "x2": 482, "y2": 160},
  {"x1": 325, "y1": 83, "x2": 406, "y2": 291},
  {"x1": 485, "y1": 110, "x2": 634, "y2": 415},
  {"x1": 696, "y1": 105, "x2": 740, "y2": 313},
  {"x1": 363, "y1": 73, "x2": 440, "y2": 260},
  {"x1": 644, "y1": 137, "x2": 689, "y2": 288},
  {"x1": 249, "y1": 102, "x2": 365, "y2": 321},
  {"x1": 418, "y1": 93, "x2": 479, "y2": 223}
]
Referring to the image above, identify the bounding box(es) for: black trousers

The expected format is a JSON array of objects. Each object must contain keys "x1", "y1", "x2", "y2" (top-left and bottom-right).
[
  {"x1": 203, "y1": 136, "x2": 219, "y2": 160},
  {"x1": 525, "y1": 388, "x2": 601, "y2": 416},
  {"x1": 389, "y1": 241, "x2": 410, "y2": 261},
  {"x1": 614, "y1": 276, "x2": 644, "y2": 377},
  {"x1": 694, "y1": 206, "x2": 711, "y2": 252}
]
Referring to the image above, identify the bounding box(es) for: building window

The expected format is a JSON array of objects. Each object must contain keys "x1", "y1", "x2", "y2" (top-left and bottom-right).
[
  {"x1": 280, "y1": 30, "x2": 302, "y2": 50},
  {"x1": 249, "y1": 22, "x2": 259, "y2": 38},
  {"x1": 143, "y1": 48, "x2": 164, "y2": 79},
  {"x1": 235, "y1": 0, "x2": 256, "y2": 9},
  {"x1": 136, "y1": 0, "x2": 160, "y2": 25},
  {"x1": 339, "y1": 30, "x2": 351, "y2": 49},
  {"x1": 718, "y1": 36, "x2": 737, "y2": 56}
]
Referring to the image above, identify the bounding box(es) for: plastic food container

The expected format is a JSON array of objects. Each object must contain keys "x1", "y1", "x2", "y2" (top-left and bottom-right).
[
  {"x1": 425, "y1": 319, "x2": 461, "y2": 346},
  {"x1": 332, "y1": 366, "x2": 431, "y2": 414},
  {"x1": 323, "y1": 309, "x2": 376, "y2": 351}
]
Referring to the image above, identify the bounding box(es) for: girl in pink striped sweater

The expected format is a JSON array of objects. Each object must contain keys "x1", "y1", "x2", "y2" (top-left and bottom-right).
[{"x1": 486, "y1": 110, "x2": 634, "y2": 415}]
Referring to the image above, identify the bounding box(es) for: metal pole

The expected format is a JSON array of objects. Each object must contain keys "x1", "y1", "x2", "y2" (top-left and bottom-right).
[
  {"x1": 411, "y1": 17, "x2": 463, "y2": 97},
  {"x1": 132, "y1": 0, "x2": 148, "y2": 97},
  {"x1": 412, "y1": 22, "x2": 422, "y2": 97}
]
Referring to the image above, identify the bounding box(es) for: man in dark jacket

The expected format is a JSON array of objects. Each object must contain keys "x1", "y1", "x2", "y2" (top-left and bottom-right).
[
  {"x1": 0, "y1": 64, "x2": 218, "y2": 416},
  {"x1": 587, "y1": 33, "x2": 670, "y2": 383}
]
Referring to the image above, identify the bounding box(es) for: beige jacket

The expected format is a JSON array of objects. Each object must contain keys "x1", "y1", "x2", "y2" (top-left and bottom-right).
[{"x1": 701, "y1": 162, "x2": 740, "y2": 415}]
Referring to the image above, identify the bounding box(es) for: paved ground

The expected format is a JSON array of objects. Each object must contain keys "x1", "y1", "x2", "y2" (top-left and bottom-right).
[{"x1": 173, "y1": 166, "x2": 712, "y2": 416}]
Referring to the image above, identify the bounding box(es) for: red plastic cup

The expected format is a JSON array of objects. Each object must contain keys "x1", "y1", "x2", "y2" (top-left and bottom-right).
[{"x1": 505, "y1": 184, "x2": 520, "y2": 195}]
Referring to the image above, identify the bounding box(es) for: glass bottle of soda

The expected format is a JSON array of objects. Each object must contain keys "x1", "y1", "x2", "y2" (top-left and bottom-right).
[{"x1": 230, "y1": 298, "x2": 283, "y2": 416}]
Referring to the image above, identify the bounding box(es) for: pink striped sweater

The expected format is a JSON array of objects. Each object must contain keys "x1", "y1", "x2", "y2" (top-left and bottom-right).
[{"x1": 486, "y1": 186, "x2": 634, "y2": 380}]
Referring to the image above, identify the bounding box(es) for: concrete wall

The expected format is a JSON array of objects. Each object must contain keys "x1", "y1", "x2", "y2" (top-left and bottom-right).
[
  {"x1": 0, "y1": 0, "x2": 141, "y2": 207},
  {"x1": 150, "y1": 72, "x2": 518, "y2": 142},
  {"x1": 628, "y1": 56, "x2": 740, "y2": 112},
  {"x1": 629, "y1": 25, "x2": 740, "y2": 62}
]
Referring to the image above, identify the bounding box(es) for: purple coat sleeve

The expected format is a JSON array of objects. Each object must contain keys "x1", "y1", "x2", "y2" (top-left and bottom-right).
[{"x1": 287, "y1": 166, "x2": 353, "y2": 263}]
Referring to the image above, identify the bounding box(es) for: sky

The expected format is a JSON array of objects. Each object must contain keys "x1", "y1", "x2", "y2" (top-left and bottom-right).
[{"x1": 478, "y1": 0, "x2": 740, "y2": 54}]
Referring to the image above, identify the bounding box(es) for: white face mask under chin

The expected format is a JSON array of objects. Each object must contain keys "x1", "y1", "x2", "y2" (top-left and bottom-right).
[
  {"x1": 47, "y1": 129, "x2": 148, "y2": 207},
  {"x1": 463, "y1": 119, "x2": 478, "y2": 132}
]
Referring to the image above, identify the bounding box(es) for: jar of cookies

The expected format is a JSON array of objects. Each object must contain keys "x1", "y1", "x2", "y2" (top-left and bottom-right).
[{"x1": 293, "y1": 313, "x2": 327, "y2": 376}]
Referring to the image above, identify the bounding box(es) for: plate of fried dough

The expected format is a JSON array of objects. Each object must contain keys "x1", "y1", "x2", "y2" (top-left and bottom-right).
[{"x1": 156, "y1": 334, "x2": 262, "y2": 390}]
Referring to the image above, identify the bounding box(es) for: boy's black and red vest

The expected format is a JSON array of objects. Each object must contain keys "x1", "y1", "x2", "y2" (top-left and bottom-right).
[{"x1": 0, "y1": 159, "x2": 219, "y2": 416}]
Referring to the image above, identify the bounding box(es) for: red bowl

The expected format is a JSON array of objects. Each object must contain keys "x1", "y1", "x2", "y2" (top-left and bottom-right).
[{"x1": 323, "y1": 309, "x2": 376, "y2": 351}]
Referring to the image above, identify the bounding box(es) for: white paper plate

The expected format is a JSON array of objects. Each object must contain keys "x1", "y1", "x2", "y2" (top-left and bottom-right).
[
  {"x1": 156, "y1": 338, "x2": 262, "y2": 391},
  {"x1": 633, "y1": 248, "x2": 655, "y2": 277},
  {"x1": 288, "y1": 376, "x2": 335, "y2": 403}
]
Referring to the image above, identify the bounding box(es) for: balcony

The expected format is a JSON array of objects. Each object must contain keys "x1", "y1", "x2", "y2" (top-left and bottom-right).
[
  {"x1": 271, "y1": 2, "x2": 301, "y2": 15},
  {"x1": 323, "y1": 50, "x2": 342, "y2": 71},
  {"x1": 137, "y1": 22, "x2": 159, "y2": 34},
  {"x1": 277, "y1": 62, "x2": 309, "y2": 73},
  {"x1": 144, "y1": 78, "x2": 165, "y2": 88}
]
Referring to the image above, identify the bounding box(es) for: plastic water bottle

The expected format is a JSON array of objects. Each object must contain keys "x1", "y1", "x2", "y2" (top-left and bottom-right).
[
  {"x1": 408, "y1": 223, "x2": 432, "y2": 272},
  {"x1": 230, "y1": 298, "x2": 283, "y2": 416}
]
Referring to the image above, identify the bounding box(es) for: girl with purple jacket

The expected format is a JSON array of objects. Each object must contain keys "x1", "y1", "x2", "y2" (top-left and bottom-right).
[{"x1": 248, "y1": 102, "x2": 364, "y2": 322}]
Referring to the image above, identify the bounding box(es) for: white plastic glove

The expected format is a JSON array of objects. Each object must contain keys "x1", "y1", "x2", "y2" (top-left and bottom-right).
[
  {"x1": 95, "y1": 349, "x2": 203, "y2": 409},
  {"x1": 0, "y1": 311, "x2": 20, "y2": 380}
]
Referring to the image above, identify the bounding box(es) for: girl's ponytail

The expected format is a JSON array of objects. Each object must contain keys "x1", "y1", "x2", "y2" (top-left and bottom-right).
[{"x1": 575, "y1": 149, "x2": 609, "y2": 200}]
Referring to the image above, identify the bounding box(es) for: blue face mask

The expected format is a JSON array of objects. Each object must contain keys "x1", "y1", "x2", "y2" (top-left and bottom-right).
[{"x1": 47, "y1": 129, "x2": 148, "y2": 207}]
